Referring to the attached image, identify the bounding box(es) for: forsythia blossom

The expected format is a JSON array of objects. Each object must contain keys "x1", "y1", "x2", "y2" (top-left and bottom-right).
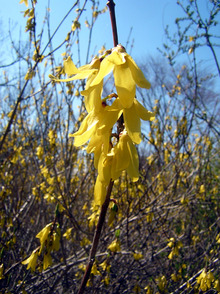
[
  {"x1": 22, "y1": 249, "x2": 38, "y2": 271},
  {"x1": 50, "y1": 45, "x2": 154, "y2": 205},
  {"x1": 22, "y1": 222, "x2": 60, "y2": 271}
]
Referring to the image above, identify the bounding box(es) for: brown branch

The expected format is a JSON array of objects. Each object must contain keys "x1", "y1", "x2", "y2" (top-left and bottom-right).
[
  {"x1": 77, "y1": 180, "x2": 114, "y2": 294},
  {"x1": 107, "y1": 0, "x2": 118, "y2": 47}
]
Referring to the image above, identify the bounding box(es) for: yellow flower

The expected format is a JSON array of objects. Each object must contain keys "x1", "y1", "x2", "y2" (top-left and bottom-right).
[
  {"x1": 94, "y1": 151, "x2": 113, "y2": 205},
  {"x1": 196, "y1": 269, "x2": 215, "y2": 292},
  {"x1": 108, "y1": 239, "x2": 121, "y2": 252},
  {"x1": 133, "y1": 252, "x2": 143, "y2": 261},
  {"x1": 70, "y1": 101, "x2": 120, "y2": 150},
  {"x1": 110, "y1": 131, "x2": 140, "y2": 181},
  {"x1": 87, "y1": 131, "x2": 111, "y2": 167},
  {"x1": 72, "y1": 20, "x2": 81, "y2": 31},
  {"x1": 93, "y1": 131, "x2": 140, "y2": 205},
  {"x1": 50, "y1": 46, "x2": 153, "y2": 206},
  {"x1": 43, "y1": 253, "x2": 52, "y2": 271},
  {"x1": 93, "y1": 131, "x2": 141, "y2": 205},
  {"x1": 91, "y1": 263, "x2": 101, "y2": 276},
  {"x1": 101, "y1": 98, "x2": 154, "y2": 144},
  {"x1": 214, "y1": 279, "x2": 220, "y2": 292},
  {"x1": 80, "y1": 59, "x2": 103, "y2": 113},
  {"x1": 89, "y1": 45, "x2": 151, "y2": 109},
  {"x1": 70, "y1": 109, "x2": 109, "y2": 149},
  {"x1": 167, "y1": 237, "x2": 175, "y2": 248},
  {"x1": 95, "y1": 175, "x2": 112, "y2": 205},
  {"x1": 70, "y1": 110, "x2": 100, "y2": 147},
  {"x1": 49, "y1": 56, "x2": 98, "y2": 84},
  {"x1": 0, "y1": 264, "x2": 4, "y2": 280},
  {"x1": 199, "y1": 184, "x2": 205, "y2": 193},
  {"x1": 36, "y1": 223, "x2": 52, "y2": 253},
  {"x1": 123, "y1": 98, "x2": 155, "y2": 144},
  {"x1": 19, "y1": 0, "x2": 28, "y2": 7},
  {"x1": 51, "y1": 56, "x2": 103, "y2": 114},
  {"x1": 63, "y1": 228, "x2": 73, "y2": 240},
  {"x1": 36, "y1": 145, "x2": 44, "y2": 159},
  {"x1": 156, "y1": 275, "x2": 167, "y2": 292},
  {"x1": 22, "y1": 249, "x2": 39, "y2": 271},
  {"x1": 25, "y1": 68, "x2": 35, "y2": 80},
  {"x1": 167, "y1": 238, "x2": 182, "y2": 259}
]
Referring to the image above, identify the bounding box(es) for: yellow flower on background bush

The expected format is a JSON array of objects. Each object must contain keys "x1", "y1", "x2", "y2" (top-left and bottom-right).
[
  {"x1": 108, "y1": 239, "x2": 121, "y2": 252},
  {"x1": 36, "y1": 223, "x2": 52, "y2": 253},
  {"x1": 22, "y1": 222, "x2": 60, "y2": 272},
  {"x1": 167, "y1": 237, "x2": 182, "y2": 259},
  {"x1": 196, "y1": 269, "x2": 215, "y2": 292},
  {"x1": 43, "y1": 253, "x2": 52, "y2": 271},
  {"x1": 133, "y1": 251, "x2": 143, "y2": 261},
  {"x1": 22, "y1": 249, "x2": 39, "y2": 271},
  {"x1": 20, "y1": 0, "x2": 28, "y2": 6},
  {"x1": 63, "y1": 228, "x2": 73, "y2": 240}
]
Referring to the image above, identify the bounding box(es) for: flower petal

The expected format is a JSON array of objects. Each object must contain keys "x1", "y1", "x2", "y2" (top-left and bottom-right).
[
  {"x1": 134, "y1": 99, "x2": 155, "y2": 121},
  {"x1": 87, "y1": 132, "x2": 110, "y2": 168},
  {"x1": 126, "y1": 139, "x2": 139, "y2": 181},
  {"x1": 49, "y1": 74, "x2": 78, "y2": 83},
  {"x1": 83, "y1": 80, "x2": 103, "y2": 113},
  {"x1": 98, "y1": 152, "x2": 112, "y2": 183},
  {"x1": 107, "y1": 50, "x2": 126, "y2": 65},
  {"x1": 64, "y1": 57, "x2": 79, "y2": 75},
  {"x1": 70, "y1": 112, "x2": 99, "y2": 147},
  {"x1": 36, "y1": 223, "x2": 52, "y2": 245},
  {"x1": 123, "y1": 105, "x2": 142, "y2": 144},
  {"x1": 73, "y1": 125, "x2": 97, "y2": 146},
  {"x1": 98, "y1": 106, "x2": 121, "y2": 134},
  {"x1": 49, "y1": 69, "x2": 97, "y2": 82},
  {"x1": 22, "y1": 249, "x2": 38, "y2": 271},
  {"x1": 43, "y1": 253, "x2": 52, "y2": 271},
  {"x1": 114, "y1": 63, "x2": 135, "y2": 108},
  {"x1": 111, "y1": 134, "x2": 130, "y2": 180},
  {"x1": 126, "y1": 55, "x2": 151, "y2": 89},
  {"x1": 90, "y1": 58, "x2": 114, "y2": 87},
  {"x1": 94, "y1": 175, "x2": 107, "y2": 205}
]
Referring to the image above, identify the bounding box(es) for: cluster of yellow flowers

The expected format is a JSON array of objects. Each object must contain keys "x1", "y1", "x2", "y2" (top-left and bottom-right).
[
  {"x1": 167, "y1": 237, "x2": 183, "y2": 260},
  {"x1": 22, "y1": 222, "x2": 60, "y2": 271},
  {"x1": 50, "y1": 45, "x2": 154, "y2": 205}
]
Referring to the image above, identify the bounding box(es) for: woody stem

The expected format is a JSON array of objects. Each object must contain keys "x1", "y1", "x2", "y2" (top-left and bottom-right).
[
  {"x1": 107, "y1": 0, "x2": 119, "y2": 47},
  {"x1": 77, "y1": 180, "x2": 114, "y2": 294}
]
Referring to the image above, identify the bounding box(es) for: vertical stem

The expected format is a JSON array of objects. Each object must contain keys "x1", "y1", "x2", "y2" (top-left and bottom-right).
[
  {"x1": 77, "y1": 180, "x2": 114, "y2": 294},
  {"x1": 107, "y1": 0, "x2": 118, "y2": 46},
  {"x1": 77, "y1": 2, "x2": 119, "y2": 293},
  {"x1": 107, "y1": 0, "x2": 124, "y2": 133}
]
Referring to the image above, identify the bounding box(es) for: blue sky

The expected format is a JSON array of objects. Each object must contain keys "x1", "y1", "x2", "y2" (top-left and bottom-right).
[
  {"x1": 1, "y1": 0, "x2": 180, "y2": 59},
  {"x1": 0, "y1": 0, "x2": 220, "y2": 75},
  {"x1": 0, "y1": 0, "x2": 182, "y2": 56}
]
